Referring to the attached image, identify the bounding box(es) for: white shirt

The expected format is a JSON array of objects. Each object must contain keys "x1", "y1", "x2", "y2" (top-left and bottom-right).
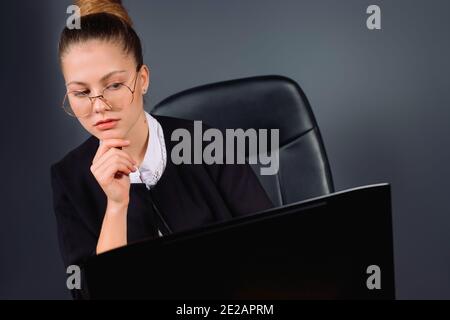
[
  {"x1": 99, "y1": 111, "x2": 167, "y2": 237},
  {"x1": 129, "y1": 111, "x2": 167, "y2": 189}
]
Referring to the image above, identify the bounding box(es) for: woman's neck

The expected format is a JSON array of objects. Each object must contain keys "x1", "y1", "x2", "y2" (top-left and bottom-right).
[{"x1": 122, "y1": 110, "x2": 149, "y2": 167}]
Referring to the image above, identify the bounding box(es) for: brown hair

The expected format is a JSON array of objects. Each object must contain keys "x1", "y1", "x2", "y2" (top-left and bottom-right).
[{"x1": 58, "y1": 0, "x2": 143, "y2": 71}]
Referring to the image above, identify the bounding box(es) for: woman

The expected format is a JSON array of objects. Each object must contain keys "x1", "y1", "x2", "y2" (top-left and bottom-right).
[{"x1": 50, "y1": 0, "x2": 273, "y2": 298}]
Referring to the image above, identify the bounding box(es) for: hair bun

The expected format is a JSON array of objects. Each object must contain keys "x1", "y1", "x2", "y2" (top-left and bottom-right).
[{"x1": 75, "y1": 0, "x2": 133, "y2": 26}]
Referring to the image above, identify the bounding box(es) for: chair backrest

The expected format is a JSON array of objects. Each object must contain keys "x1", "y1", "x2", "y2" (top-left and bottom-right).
[{"x1": 151, "y1": 75, "x2": 334, "y2": 206}]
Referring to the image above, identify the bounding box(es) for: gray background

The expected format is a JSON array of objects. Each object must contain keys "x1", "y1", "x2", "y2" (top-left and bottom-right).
[{"x1": 1, "y1": 0, "x2": 449, "y2": 299}]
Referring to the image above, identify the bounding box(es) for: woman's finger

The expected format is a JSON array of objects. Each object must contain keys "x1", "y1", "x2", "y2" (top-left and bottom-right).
[
  {"x1": 92, "y1": 139, "x2": 130, "y2": 164},
  {"x1": 91, "y1": 147, "x2": 137, "y2": 173},
  {"x1": 97, "y1": 161, "x2": 135, "y2": 184},
  {"x1": 94, "y1": 157, "x2": 136, "y2": 182}
]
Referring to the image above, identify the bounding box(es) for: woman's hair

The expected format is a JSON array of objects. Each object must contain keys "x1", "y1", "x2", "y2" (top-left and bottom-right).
[{"x1": 58, "y1": 0, "x2": 143, "y2": 70}]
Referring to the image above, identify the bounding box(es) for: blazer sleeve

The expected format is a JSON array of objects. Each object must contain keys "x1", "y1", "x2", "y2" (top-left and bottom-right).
[
  {"x1": 198, "y1": 121, "x2": 275, "y2": 217},
  {"x1": 50, "y1": 163, "x2": 96, "y2": 299},
  {"x1": 208, "y1": 160, "x2": 274, "y2": 218}
]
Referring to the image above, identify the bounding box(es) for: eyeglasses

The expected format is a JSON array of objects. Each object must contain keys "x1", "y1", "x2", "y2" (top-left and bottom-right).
[{"x1": 62, "y1": 70, "x2": 140, "y2": 118}]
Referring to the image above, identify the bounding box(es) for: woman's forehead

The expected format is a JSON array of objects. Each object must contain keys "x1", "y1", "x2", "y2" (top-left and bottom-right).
[{"x1": 62, "y1": 40, "x2": 134, "y2": 84}]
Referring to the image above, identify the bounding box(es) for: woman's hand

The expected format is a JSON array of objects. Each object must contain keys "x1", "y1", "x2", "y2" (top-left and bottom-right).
[{"x1": 90, "y1": 138, "x2": 137, "y2": 205}]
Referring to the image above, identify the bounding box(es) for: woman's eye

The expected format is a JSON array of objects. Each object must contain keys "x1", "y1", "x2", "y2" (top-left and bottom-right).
[
  {"x1": 73, "y1": 91, "x2": 89, "y2": 97},
  {"x1": 106, "y1": 83, "x2": 123, "y2": 90}
]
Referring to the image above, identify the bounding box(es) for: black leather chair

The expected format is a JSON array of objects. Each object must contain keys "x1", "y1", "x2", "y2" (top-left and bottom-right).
[{"x1": 151, "y1": 75, "x2": 334, "y2": 207}]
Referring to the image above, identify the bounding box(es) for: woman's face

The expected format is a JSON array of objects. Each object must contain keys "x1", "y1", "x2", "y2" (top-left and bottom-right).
[{"x1": 61, "y1": 39, "x2": 149, "y2": 141}]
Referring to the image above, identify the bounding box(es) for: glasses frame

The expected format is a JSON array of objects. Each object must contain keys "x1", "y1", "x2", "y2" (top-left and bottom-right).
[{"x1": 62, "y1": 67, "x2": 141, "y2": 118}]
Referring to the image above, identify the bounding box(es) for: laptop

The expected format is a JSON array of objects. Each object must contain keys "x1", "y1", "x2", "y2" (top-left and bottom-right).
[{"x1": 84, "y1": 183, "x2": 395, "y2": 299}]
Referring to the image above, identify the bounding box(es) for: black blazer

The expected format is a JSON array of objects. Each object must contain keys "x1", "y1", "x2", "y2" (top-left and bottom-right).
[{"x1": 50, "y1": 114, "x2": 274, "y2": 297}]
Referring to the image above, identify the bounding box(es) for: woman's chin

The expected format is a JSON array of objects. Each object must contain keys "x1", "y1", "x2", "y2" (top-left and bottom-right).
[{"x1": 97, "y1": 129, "x2": 125, "y2": 140}]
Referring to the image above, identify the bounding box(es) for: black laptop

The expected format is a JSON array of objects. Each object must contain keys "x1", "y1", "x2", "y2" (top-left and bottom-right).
[{"x1": 84, "y1": 183, "x2": 395, "y2": 299}]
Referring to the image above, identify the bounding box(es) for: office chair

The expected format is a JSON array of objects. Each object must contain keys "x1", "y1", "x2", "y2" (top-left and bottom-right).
[{"x1": 151, "y1": 75, "x2": 334, "y2": 207}]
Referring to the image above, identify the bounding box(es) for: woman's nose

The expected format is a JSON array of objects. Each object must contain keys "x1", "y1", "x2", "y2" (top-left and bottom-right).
[{"x1": 92, "y1": 96, "x2": 111, "y2": 113}]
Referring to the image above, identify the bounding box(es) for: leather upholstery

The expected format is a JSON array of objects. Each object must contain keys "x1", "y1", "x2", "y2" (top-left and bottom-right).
[{"x1": 151, "y1": 75, "x2": 334, "y2": 206}]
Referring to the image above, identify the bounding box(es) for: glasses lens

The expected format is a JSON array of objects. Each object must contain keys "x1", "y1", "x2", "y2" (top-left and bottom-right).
[
  {"x1": 103, "y1": 84, "x2": 134, "y2": 111},
  {"x1": 63, "y1": 92, "x2": 92, "y2": 118},
  {"x1": 62, "y1": 80, "x2": 135, "y2": 118}
]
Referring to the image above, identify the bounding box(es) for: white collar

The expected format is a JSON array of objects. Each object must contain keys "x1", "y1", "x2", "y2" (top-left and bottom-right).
[{"x1": 98, "y1": 111, "x2": 167, "y2": 190}]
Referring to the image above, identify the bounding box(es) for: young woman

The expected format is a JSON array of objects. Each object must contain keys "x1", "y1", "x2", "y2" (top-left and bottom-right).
[{"x1": 50, "y1": 0, "x2": 273, "y2": 298}]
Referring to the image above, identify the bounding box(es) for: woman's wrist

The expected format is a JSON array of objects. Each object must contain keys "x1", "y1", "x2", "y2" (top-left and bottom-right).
[
  {"x1": 106, "y1": 198, "x2": 129, "y2": 215},
  {"x1": 96, "y1": 199, "x2": 129, "y2": 255}
]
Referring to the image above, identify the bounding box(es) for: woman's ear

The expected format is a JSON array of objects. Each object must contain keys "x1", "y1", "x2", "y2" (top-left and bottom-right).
[{"x1": 140, "y1": 64, "x2": 150, "y2": 94}]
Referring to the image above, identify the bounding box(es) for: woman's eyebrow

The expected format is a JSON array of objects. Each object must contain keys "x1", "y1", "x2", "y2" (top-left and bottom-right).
[
  {"x1": 66, "y1": 70, "x2": 127, "y2": 86},
  {"x1": 100, "y1": 70, "x2": 127, "y2": 82}
]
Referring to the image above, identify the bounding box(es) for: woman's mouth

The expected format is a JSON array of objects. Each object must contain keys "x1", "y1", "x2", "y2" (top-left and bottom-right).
[{"x1": 95, "y1": 119, "x2": 120, "y2": 130}]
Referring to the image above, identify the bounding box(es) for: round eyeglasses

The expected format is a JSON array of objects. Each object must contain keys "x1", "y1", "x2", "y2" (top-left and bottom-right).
[{"x1": 62, "y1": 70, "x2": 140, "y2": 118}]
